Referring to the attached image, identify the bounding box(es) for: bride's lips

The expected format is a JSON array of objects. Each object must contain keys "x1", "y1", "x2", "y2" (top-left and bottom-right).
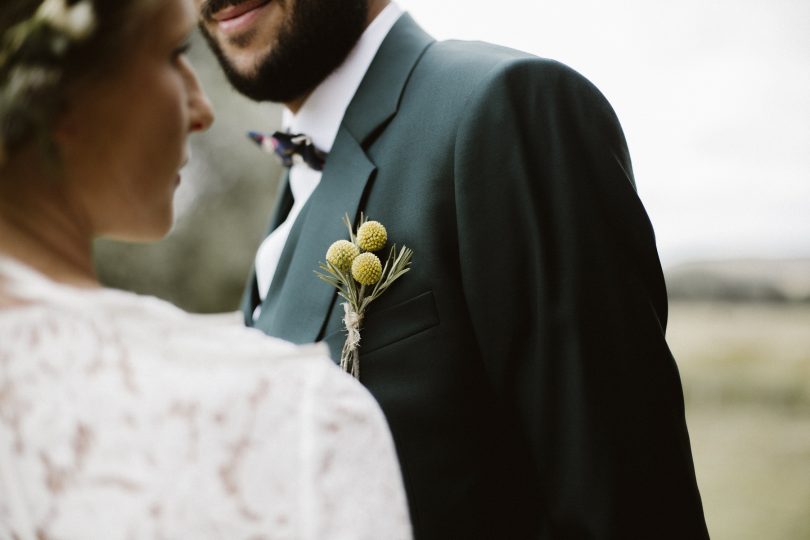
[{"x1": 211, "y1": 0, "x2": 272, "y2": 33}]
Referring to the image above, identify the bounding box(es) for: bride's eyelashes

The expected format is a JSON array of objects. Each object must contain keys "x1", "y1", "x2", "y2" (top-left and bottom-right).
[{"x1": 172, "y1": 41, "x2": 192, "y2": 64}]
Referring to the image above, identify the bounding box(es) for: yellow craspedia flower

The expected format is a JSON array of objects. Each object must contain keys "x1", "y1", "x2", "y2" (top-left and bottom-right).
[
  {"x1": 351, "y1": 252, "x2": 383, "y2": 285},
  {"x1": 356, "y1": 220, "x2": 387, "y2": 252},
  {"x1": 326, "y1": 240, "x2": 360, "y2": 273}
]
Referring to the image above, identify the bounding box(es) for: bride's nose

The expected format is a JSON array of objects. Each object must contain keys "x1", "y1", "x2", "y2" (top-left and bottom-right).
[{"x1": 186, "y1": 63, "x2": 214, "y2": 132}]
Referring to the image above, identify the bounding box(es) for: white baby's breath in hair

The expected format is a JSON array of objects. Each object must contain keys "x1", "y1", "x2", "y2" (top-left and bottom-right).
[
  {"x1": 4, "y1": 66, "x2": 59, "y2": 101},
  {"x1": 35, "y1": 0, "x2": 96, "y2": 40},
  {"x1": 0, "y1": 0, "x2": 98, "y2": 167}
]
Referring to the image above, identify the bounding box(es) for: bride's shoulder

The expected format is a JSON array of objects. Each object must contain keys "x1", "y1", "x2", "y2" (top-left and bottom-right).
[
  {"x1": 0, "y1": 258, "x2": 372, "y2": 412},
  {"x1": 0, "y1": 259, "x2": 332, "y2": 378},
  {"x1": 0, "y1": 274, "x2": 404, "y2": 537}
]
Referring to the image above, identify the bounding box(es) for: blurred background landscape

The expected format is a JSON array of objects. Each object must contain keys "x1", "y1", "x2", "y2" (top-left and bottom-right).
[{"x1": 95, "y1": 1, "x2": 809, "y2": 537}]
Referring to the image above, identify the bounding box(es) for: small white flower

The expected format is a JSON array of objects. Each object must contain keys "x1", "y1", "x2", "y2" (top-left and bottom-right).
[
  {"x1": 36, "y1": 0, "x2": 96, "y2": 40},
  {"x1": 35, "y1": 0, "x2": 70, "y2": 27},
  {"x1": 5, "y1": 66, "x2": 59, "y2": 100},
  {"x1": 64, "y1": 0, "x2": 96, "y2": 39}
]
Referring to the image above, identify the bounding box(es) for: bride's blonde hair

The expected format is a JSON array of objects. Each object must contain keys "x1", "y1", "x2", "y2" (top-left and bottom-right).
[{"x1": 0, "y1": 0, "x2": 159, "y2": 167}]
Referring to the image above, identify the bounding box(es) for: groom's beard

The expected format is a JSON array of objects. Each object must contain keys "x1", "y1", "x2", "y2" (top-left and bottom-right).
[{"x1": 198, "y1": 0, "x2": 368, "y2": 103}]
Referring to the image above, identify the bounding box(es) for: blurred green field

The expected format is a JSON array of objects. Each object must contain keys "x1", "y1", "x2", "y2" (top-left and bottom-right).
[{"x1": 669, "y1": 302, "x2": 810, "y2": 540}]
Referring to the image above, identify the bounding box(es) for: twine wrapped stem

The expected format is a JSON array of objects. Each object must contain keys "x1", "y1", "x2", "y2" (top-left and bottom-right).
[{"x1": 340, "y1": 301, "x2": 363, "y2": 378}]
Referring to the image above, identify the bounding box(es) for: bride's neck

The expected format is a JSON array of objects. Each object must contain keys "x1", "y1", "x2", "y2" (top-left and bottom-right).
[{"x1": 0, "y1": 155, "x2": 98, "y2": 288}]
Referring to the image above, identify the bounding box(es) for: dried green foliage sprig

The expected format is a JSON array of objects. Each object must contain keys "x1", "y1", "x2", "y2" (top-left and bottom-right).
[{"x1": 315, "y1": 213, "x2": 413, "y2": 378}]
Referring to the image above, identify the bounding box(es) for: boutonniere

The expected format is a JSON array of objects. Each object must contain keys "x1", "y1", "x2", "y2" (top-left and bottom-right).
[{"x1": 316, "y1": 214, "x2": 413, "y2": 378}]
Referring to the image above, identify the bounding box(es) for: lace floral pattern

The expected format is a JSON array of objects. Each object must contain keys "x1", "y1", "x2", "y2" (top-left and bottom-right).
[{"x1": 0, "y1": 259, "x2": 411, "y2": 539}]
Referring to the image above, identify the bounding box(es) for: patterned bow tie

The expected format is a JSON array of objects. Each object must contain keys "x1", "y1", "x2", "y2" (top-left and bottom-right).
[{"x1": 247, "y1": 131, "x2": 327, "y2": 171}]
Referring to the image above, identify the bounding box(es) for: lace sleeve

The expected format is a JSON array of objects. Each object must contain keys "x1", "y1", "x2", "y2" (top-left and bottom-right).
[
  {"x1": 0, "y1": 259, "x2": 413, "y2": 538},
  {"x1": 301, "y1": 371, "x2": 413, "y2": 540}
]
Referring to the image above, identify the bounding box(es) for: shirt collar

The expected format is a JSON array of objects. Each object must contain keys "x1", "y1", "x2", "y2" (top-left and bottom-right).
[{"x1": 281, "y1": 2, "x2": 404, "y2": 153}]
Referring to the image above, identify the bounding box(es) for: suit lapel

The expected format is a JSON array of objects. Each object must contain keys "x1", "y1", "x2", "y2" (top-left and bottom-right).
[
  {"x1": 253, "y1": 14, "x2": 434, "y2": 345},
  {"x1": 255, "y1": 131, "x2": 374, "y2": 343},
  {"x1": 342, "y1": 13, "x2": 434, "y2": 145},
  {"x1": 267, "y1": 169, "x2": 295, "y2": 231},
  {"x1": 240, "y1": 169, "x2": 293, "y2": 325}
]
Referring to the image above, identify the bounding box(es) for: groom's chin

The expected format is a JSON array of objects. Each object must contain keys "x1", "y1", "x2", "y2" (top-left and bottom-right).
[
  {"x1": 199, "y1": 29, "x2": 278, "y2": 102},
  {"x1": 212, "y1": 50, "x2": 311, "y2": 104}
]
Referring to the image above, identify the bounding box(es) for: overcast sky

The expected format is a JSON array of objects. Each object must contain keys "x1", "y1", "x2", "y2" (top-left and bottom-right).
[{"x1": 397, "y1": 0, "x2": 810, "y2": 266}]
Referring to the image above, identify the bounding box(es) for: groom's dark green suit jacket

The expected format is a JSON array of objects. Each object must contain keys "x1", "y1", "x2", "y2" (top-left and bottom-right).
[{"x1": 242, "y1": 13, "x2": 709, "y2": 540}]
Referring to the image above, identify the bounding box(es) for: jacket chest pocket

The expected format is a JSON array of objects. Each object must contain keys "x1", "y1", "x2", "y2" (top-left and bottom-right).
[{"x1": 322, "y1": 290, "x2": 439, "y2": 359}]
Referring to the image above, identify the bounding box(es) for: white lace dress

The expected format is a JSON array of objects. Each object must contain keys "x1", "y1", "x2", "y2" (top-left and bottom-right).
[{"x1": 0, "y1": 258, "x2": 411, "y2": 540}]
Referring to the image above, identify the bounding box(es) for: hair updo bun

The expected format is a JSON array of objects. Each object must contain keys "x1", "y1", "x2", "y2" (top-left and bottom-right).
[{"x1": 0, "y1": 0, "x2": 158, "y2": 167}]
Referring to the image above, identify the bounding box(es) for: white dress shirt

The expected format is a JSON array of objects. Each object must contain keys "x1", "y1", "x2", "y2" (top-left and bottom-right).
[{"x1": 253, "y1": 3, "x2": 404, "y2": 319}]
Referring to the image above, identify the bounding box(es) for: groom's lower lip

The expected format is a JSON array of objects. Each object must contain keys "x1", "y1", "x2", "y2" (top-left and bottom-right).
[{"x1": 211, "y1": 0, "x2": 272, "y2": 32}]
